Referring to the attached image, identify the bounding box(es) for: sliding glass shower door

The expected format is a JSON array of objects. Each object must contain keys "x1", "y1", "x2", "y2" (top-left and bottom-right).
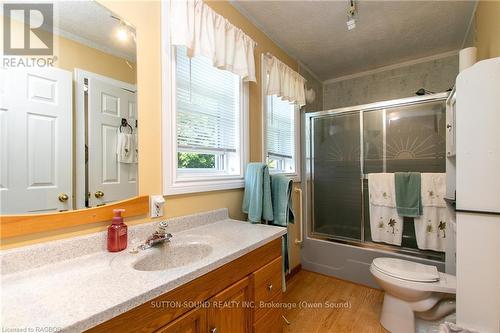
[
  {"x1": 312, "y1": 112, "x2": 361, "y2": 240},
  {"x1": 308, "y1": 96, "x2": 446, "y2": 252}
]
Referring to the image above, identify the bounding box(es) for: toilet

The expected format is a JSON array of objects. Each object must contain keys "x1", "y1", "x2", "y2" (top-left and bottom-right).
[{"x1": 370, "y1": 257, "x2": 456, "y2": 333}]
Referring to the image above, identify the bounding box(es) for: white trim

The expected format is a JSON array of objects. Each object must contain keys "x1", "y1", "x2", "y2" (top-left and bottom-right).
[
  {"x1": 74, "y1": 69, "x2": 137, "y2": 209},
  {"x1": 261, "y1": 54, "x2": 301, "y2": 182},
  {"x1": 323, "y1": 50, "x2": 460, "y2": 84},
  {"x1": 162, "y1": 1, "x2": 249, "y2": 196}
]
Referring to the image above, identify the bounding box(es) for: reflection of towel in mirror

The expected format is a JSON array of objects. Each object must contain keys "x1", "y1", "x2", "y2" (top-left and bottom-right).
[
  {"x1": 117, "y1": 133, "x2": 134, "y2": 163},
  {"x1": 133, "y1": 133, "x2": 138, "y2": 163}
]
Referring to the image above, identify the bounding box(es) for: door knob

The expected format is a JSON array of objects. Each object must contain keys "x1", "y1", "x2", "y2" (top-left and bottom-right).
[
  {"x1": 58, "y1": 193, "x2": 69, "y2": 202},
  {"x1": 267, "y1": 283, "x2": 273, "y2": 291},
  {"x1": 94, "y1": 191, "x2": 105, "y2": 198},
  {"x1": 209, "y1": 328, "x2": 218, "y2": 333}
]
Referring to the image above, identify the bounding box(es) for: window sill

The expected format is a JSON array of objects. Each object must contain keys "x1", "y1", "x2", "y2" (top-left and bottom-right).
[
  {"x1": 164, "y1": 177, "x2": 245, "y2": 195},
  {"x1": 269, "y1": 171, "x2": 301, "y2": 183}
]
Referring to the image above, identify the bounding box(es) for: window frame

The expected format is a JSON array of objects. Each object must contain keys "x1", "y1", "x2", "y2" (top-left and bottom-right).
[
  {"x1": 261, "y1": 54, "x2": 301, "y2": 182},
  {"x1": 162, "y1": 5, "x2": 249, "y2": 195}
]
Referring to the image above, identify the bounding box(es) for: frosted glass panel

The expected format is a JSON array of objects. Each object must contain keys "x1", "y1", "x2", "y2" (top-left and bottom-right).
[
  {"x1": 312, "y1": 112, "x2": 361, "y2": 240},
  {"x1": 386, "y1": 102, "x2": 446, "y2": 172}
]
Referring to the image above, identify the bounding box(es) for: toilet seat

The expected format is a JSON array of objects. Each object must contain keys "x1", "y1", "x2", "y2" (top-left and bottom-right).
[
  {"x1": 370, "y1": 258, "x2": 456, "y2": 294},
  {"x1": 372, "y1": 258, "x2": 440, "y2": 282}
]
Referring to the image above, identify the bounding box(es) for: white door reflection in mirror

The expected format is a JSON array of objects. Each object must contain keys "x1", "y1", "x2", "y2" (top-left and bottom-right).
[
  {"x1": 87, "y1": 75, "x2": 137, "y2": 207},
  {"x1": 0, "y1": 68, "x2": 72, "y2": 214}
]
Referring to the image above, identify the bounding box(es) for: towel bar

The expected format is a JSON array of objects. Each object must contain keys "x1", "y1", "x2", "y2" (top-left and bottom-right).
[{"x1": 294, "y1": 188, "x2": 303, "y2": 246}]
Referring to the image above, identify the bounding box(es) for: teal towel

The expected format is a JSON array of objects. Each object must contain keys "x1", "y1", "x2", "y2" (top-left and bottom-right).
[
  {"x1": 270, "y1": 174, "x2": 295, "y2": 291},
  {"x1": 395, "y1": 172, "x2": 422, "y2": 217},
  {"x1": 242, "y1": 163, "x2": 273, "y2": 223},
  {"x1": 270, "y1": 174, "x2": 295, "y2": 227}
]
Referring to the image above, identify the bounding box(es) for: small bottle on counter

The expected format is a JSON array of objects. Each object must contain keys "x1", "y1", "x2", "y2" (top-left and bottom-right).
[{"x1": 107, "y1": 209, "x2": 128, "y2": 252}]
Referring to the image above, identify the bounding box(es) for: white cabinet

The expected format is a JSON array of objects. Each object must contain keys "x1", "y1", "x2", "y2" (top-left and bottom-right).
[{"x1": 456, "y1": 57, "x2": 500, "y2": 213}]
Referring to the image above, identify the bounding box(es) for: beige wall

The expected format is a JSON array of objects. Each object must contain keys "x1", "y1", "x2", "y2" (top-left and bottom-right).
[
  {"x1": 475, "y1": 0, "x2": 500, "y2": 60},
  {"x1": 2, "y1": 1, "x2": 303, "y2": 270},
  {"x1": 55, "y1": 34, "x2": 136, "y2": 84}
]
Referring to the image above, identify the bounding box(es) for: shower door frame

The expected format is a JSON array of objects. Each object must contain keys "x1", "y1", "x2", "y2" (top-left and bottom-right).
[{"x1": 302, "y1": 92, "x2": 449, "y2": 261}]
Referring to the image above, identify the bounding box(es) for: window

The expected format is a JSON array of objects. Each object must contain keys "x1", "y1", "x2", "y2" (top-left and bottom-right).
[
  {"x1": 265, "y1": 95, "x2": 298, "y2": 174},
  {"x1": 263, "y1": 82, "x2": 301, "y2": 180},
  {"x1": 163, "y1": 45, "x2": 249, "y2": 195}
]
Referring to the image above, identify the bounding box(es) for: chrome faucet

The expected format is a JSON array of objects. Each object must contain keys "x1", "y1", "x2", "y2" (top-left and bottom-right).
[{"x1": 139, "y1": 221, "x2": 173, "y2": 250}]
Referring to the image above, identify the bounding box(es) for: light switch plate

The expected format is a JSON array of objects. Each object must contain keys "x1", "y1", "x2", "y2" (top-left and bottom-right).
[{"x1": 150, "y1": 195, "x2": 165, "y2": 218}]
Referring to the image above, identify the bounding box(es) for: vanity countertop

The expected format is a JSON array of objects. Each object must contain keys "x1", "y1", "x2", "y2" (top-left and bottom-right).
[{"x1": 0, "y1": 209, "x2": 286, "y2": 332}]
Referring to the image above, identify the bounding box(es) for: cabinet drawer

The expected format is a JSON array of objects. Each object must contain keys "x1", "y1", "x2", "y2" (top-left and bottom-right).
[
  {"x1": 155, "y1": 306, "x2": 206, "y2": 333},
  {"x1": 253, "y1": 301, "x2": 283, "y2": 333},
  {"x1": 252, "y1": 257, "x2": 282, "y2": 321}
]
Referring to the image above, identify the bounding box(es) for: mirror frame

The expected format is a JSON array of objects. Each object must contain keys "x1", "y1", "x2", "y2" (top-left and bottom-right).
[{"x1": 0, "y1": 196, "x2": 148, "y2": 239}]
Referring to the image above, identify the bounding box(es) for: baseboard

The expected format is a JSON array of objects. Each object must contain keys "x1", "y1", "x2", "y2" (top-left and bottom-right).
[{"x1": 286, "y1": 264, "x2": 302, "y2": 281}]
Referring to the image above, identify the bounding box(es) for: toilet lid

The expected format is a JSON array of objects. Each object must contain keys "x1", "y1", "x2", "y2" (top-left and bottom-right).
[{"x1": 372, "y1": 258, "x2": 440, "y2": 282}]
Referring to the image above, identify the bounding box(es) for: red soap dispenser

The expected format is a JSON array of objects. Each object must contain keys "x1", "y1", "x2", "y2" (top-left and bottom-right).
[{"x1": 107, "y1": 209, "x2": 128, "y2": 252}]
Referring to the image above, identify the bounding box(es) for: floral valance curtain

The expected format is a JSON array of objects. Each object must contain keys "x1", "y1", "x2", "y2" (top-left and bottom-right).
[
  {"x1": 170, "y1": 0, "x2": 257, "y2": 82},
  {"x1": 265, "y1": 54, "x2": 306, "y2": 107}
]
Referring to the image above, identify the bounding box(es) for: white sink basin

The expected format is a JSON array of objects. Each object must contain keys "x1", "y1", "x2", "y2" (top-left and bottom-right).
[{"x1": 132, "y1": 242, "x2": 213, "y2": 271}]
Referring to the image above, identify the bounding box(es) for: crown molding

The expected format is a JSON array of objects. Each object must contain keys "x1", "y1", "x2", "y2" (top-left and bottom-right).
[
  {"x1": 54, "y1": 28, "x2": 136, "y2": 62},
  {"x1": 323, "y1": 50, "x2": 460, "y2": 85},
  {"x1": 298, "y1": 61, "x2": 324, "y2": 86}
]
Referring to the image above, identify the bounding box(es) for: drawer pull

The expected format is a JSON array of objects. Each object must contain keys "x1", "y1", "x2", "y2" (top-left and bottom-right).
[
  {"x1": 267, "y1": 283, "x2": 273, "y2": 291},
  {"x1": 210, "y1": 328, "x2": 218, "y2": 333}
]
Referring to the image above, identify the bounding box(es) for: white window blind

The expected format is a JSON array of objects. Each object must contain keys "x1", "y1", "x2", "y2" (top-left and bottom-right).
[
  {"x1": 176, "y1": 46, "x2": 240, "y2": 153},
  {"x1": 266, "y1": 95, "x2": 295, "y2": 159}
]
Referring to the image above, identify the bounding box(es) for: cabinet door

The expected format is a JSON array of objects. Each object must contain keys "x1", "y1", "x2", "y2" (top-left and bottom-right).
[
  {"x1": 156, "y1": 307, "x2": 206, "y2": 333},
  {"x1": 208, "y1": 277, "x2": 251, "y2": 333}
]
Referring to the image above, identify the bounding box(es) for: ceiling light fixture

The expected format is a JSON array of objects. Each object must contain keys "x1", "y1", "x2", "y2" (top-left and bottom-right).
[
  {"x1": 111, "y1": 15, "x2": 136, "y2": 43},
  {"x1": 346, "y1": 0, "x2": 356, "y2": 31},
  {"x1": 116, "y1": 24, "x2": 129, "y2": 42}
]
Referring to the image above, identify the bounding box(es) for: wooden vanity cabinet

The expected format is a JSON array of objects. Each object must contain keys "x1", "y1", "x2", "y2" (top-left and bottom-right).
[
  {"x1": 156, "y1": 307, "x2": 207, "y2": 333},
  {"x1": 207, "y1": 276, "x2": 252, "y2": 333},
  {"x1": 87, "y1": 238, "x2": 283, "y2": 333},
  {"x1": 159, "y1": 276, "x2": 252, "y2": 333}
]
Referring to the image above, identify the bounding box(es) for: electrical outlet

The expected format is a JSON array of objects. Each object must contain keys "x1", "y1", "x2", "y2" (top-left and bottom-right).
[{"x1": 150, "y1": 195, "x2": 165, "y2": 218}]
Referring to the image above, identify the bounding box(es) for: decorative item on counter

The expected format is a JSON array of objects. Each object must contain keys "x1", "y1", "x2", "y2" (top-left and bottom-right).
[{"x1": 107, "y1": 209, "x2": 128, "y2": 252}]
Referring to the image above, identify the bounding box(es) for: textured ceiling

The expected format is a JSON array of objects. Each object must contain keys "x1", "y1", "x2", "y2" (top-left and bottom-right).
[
  {"x1": 232, "y1": 0, "x2": 476, "y2": 80},
  {"x1": 55, "y1": 1, "x2": 136, "y2": 61}
]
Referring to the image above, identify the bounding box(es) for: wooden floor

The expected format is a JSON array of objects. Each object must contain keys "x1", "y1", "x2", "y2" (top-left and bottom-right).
[{"x1": 283, "y1": 270, "x2": 389, "y2": 333}]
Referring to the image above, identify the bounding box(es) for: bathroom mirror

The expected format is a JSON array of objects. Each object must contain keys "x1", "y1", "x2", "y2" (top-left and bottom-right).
[{"x1": 0, "y1": 1, "x2": 138, "y2": 214}]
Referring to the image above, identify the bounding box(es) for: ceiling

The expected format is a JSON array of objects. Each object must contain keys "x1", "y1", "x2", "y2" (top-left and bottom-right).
[
  {"x1": 54, "y1": 1, "x2": 136, "y2": 61},
  {"x1": 232, "y1": 0, "x2": 476, "y2": 81}
]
